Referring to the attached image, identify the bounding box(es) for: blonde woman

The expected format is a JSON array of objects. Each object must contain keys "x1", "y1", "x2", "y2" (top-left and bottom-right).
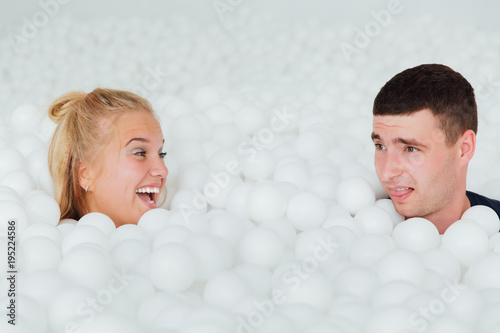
[{"x1": 48, "y1": 88, "x2": 168, "y2": 227}]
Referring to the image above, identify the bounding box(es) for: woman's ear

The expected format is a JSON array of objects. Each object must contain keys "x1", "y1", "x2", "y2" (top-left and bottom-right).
[{"x1": 78, "y1": 160, "x2": 92, "y2": 191}]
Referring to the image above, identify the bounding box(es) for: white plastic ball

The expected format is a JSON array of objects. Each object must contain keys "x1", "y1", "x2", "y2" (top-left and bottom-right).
[
  {"x1": 371, "y1": 280, "x2": 419, "y2": 308},
  {"x1": 465, "y1": 253, "x2": 500, "y2": 289},
  {"x1": 225, "y1": 182, "x2": 253, "y2": 220},
  {"x1": 233, "y1": 264, "x2": 272, "y2": 297},
  {"x1": 0, "y1": 148, "x2": 25, "y2": 178},
  {"x1": 203, "y1": 271, "x2": 251, "y2": 309},
  {"x1": 364, "y1": 305, "x2": 416, "y2": 333},
  {"x1": 239, "y1": 149, "x2": 276, "y2": 181},
  {"x1": 208, "y1": 212, "x2": 247, "y2": 246},
  {"x1": 108, "y1": 224, "x2": 151, "y2": 249},
  {"x1": 273, "y1": 161, "x2": 309, "y2": 189},
  {"x1": 186, "y1": 235, "x2": 234, "y2": 281},
  {"x1": 336, "y1": 177, "x2": 376, "y2": 215},
  {"x1": 169, "y1": 139, "x2": 203, "y2": 166},
  {"x1": 77, "y1": 212, "x2": 116, "y2": 236},
  {"x1": 0, "y1": 200, "x2": 29, "y2": 236},
  {"x1": 149, "y1": 243, "x2": 197, "y2": 292},
  {"x1": 208, "y1": 149, "x2": 240, "y2": 174},
  {"x1": 170, "y1": 188, "x2": 208, "y2": 214},
  {"x1": 261, "y1": 218, "x2": 297, "y2": 247},
  {"x1": 11, "y1": 104, "x2": 43, "y2": 135},
  {"x1": 376, "y1": 249, "x2": 427, "y2": 287},
  {"x1": 19, "y1": 236, "x2": 61, "y2": 274},
  {"x1": 282, "y1": 272, "x2": 333, "y2": 313},
  {"x1": 22, "y1": 191, "x2": 60, "y2": 226},
  {"x1": 177, "y1": 163, "x2": 210, "y2": 190},
  {"x1": 233, "y1": 106, "x2": 267, "y2": 136},
  {"x1": 349, "y1": 234, "x2": 395, "y2": 268},
  {"x1": 58, "y1": 245, "x2": 112, "y2": 290},
  {"x1": 323, "y1": 214, "x2": 363, "y2": 236},
  {"x1": 307, "y1": 173, "x2": 338, "y2": 201},
  {"x1": 246, "y1": 183, "x2": 287, "y2": 223},
  {"x1": 333, "y1": 266, "x2": 379, "y2": 301},
  {"x1": 153, "y1": 224, "x2": 194, "y2": 248},
  {"x1": 48, "y1": 287, "x2": 94, "y2": 332},
  {"x1": 421, "y1": 248, "x2": 461, "y2": 283},
  {"x1": 79, "y1": 313, "x2": 144, "y2": 333},
  {"x1": 16, "y1": 295, "x2": 47, "y2": 333},
  {"x1": 212, "y1": 124, "x2": 243, "y2": 148},
  {"x1": 442, "y1": 219, "x2": 489, "y2": 267},
  {"x1": 375, "y1": 198, "x2": 405, "y2": 226},
  {"x1": 239, "y1": 227, "x2": 285, "y2": 269},
  {"x1": 15, "y1": 135, "x2": 45, "y2": 158},
  {"x1": 169, "y1": 114, "x2": 203, "y2": 141},
  {"x1": 392, "y1": 217, "x2": 440, "y2": 252},
  {"x1": 61, "y1": 225, "x2": 108, "y2": 256},
  {"x1": 295, "y1": 228, "x2": 339, "y2": 263},
  {"x1": 162, "y1": 98, "x2": 194, "y2": 117},
  {"x1": 286, "y1": 191, "x2": 327, "y2": 231},
  {"x1": 354, "y1": 205, "x2": 393, "y2": 235},
  {"x1": 20, "y1": 223, "x2": 62, "y2": 245},
  {"x1": 19, "y1": 270, "x2": 67, "y2": 307},
  {"x1": 194, "y1": 86, "x2": 223, "y2": 110},
  {"x1": 461, "y1": 205, "x2": 500, "y2": 237},
  {"x1": 205, "y1": 104, "x2": 234, "y2": 124},
  {"x1": 137, "y1": 208, "x2": 171, "y2": 238},
  {"x1": 295, "y1": 131, "x2": 329, "y2": 160},
  {"x1": 0, "y1": 170, "x2": 36, "y2": 197},
  {"x1": 111, "y1": 239, "x2": 151, "y2": 271}
]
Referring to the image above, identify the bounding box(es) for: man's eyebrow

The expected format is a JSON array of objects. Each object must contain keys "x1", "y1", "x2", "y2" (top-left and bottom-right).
[
  {"x1": 370, "y1": 133, "x2": 429, "y2": 148},
  {"x1": 394, "y1": 137, "x2": 428, "y2": 148}
]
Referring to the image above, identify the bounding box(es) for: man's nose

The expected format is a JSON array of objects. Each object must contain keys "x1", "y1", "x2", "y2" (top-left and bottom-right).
[{"x1": 380, "y1": 150, "x2": 405, "y2": 181}]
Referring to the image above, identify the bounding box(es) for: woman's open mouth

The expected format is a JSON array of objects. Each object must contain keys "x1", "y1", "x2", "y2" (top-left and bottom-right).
[{"x1": 136, "y1": 186, "x2": 159, "y2": 208}]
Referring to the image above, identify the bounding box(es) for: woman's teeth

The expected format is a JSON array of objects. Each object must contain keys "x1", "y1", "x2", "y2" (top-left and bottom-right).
[
  {"x1": 136, "y1": 187, "x2": 159, "y2": 204},
  {"x1": 136, "y1": 187, "x2": 160, "y2": 193}
]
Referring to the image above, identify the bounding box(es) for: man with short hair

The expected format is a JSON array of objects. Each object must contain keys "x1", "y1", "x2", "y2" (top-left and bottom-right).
[{"x1": 371, "y1": 63, "x2": 500, "y2": 233}]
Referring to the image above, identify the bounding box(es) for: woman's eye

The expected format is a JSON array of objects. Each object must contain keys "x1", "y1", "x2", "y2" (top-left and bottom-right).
[
  {"x1": 134, "y1": 150, "x2": 146, "y2": 157},
  {"x1": 159, "y1": 152, "x2": 167, "y2": 159}
]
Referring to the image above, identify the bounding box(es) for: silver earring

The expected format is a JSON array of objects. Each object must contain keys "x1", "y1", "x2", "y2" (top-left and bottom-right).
[{"x1": 85, "y1": 185, "x2": 89, "y2": 192}]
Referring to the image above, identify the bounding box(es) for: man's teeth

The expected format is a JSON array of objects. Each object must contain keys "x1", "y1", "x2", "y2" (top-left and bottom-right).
[
  {"x1": 135, "y1": 187, "x2": 160, "y2": 194},
  {"x1": 394, "y1": 187, "x2": 410, "y2": 191}
]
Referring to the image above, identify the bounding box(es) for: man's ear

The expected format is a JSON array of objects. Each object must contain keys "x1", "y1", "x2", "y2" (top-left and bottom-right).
[
  {"x1": 78, "y1": 160, "x2": 92, "y2": 191},
  {"x1": 459, "y1": 129, "x2": 476, "y2": 164}
]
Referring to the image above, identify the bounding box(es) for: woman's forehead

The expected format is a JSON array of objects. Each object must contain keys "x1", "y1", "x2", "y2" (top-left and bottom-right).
[{"x1": 117, "y1": 112, "x2": 163, "y2": 139}]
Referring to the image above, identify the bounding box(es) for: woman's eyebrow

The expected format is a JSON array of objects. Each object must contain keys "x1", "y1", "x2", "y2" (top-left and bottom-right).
[{"x1": 125, "y1": 137, "x2": 149, "y2": 147}]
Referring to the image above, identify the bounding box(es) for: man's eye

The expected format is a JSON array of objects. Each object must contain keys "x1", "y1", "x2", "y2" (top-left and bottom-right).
[
  {"x1": 375, "y1": 143, "x2": 386, "y2": 150},
  {"x1": 405, "y1": 146, "x2": 418, "y2": 153}
]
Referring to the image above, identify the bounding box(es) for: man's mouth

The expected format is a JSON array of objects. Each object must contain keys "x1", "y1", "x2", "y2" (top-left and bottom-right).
[
  {"x1": 388, "y1": 186, "x2": 414, "y2": 202},
  {"x1": 135, "y1": 186, "x2": 160, "y2": 207}
]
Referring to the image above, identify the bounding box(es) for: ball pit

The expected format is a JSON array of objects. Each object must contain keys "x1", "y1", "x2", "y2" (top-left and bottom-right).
[{"x1": 1, "y1": 5, "x2": 500, "y2": 333}]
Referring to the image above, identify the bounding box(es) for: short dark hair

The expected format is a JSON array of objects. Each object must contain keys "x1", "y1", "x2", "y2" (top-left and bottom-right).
[{"x1": 373, "y1": 64, "x2": 477, "y2": 145}]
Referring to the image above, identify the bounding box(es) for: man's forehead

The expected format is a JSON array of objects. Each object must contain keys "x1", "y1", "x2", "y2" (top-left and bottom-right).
[
  {"x1": 373, "y1": 110, "x2": 439, "y2": 128},
  {"x1": 372, "y1": 110, "x2": 447, "y2": 146}
]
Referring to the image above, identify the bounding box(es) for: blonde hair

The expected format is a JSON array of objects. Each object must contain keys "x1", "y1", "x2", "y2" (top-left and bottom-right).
[{"x1": 48, "y1": 88, "x2": 167, "y2": 222}]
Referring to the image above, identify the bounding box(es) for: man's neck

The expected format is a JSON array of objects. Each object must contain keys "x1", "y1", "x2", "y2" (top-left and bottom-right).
[{"x1": 413, "y1": 193, "x2": 471, "y2": 234}]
